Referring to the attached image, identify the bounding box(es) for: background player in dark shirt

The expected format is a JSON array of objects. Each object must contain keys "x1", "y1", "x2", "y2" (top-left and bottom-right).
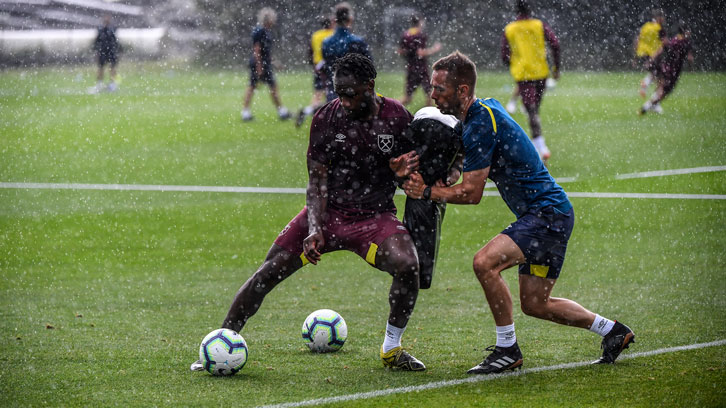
[
  {"x1": 640, "y1": 23, "x2": 694, "y2": 115},
  {"x1": 241, "y1": 7, "x2": 290, "y2": 122},
  {"x1": 322, "y1": 2, "x2": 372, "y2": 102},
  {"x1": 91, "y1": 14, "x2": 121, "y2": 93},
  {"x1": 397, "y1": 14, "x2": 441, "y2": 107},
  {"x1": 191, "y1": 53, "x2": 426, "y2": 372}
]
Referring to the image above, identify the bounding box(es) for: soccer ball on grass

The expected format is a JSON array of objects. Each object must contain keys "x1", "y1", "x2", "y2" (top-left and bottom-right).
[
  {"x1": 302, "y1": 309, "x2": 347, "y2": 353},
  {"x1": 198, "y1": 328, "x2": 248, "y2": 376}
]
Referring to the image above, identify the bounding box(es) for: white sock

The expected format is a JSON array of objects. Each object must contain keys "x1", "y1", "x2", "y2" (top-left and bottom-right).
[
  {"x1": 642, "y1": 101, "x2": 653, "y2": 111},
  {"x1": 278, "y1": 106, "x2": 289, "y2": 116},
  {"x1": 495, "y1": 323, "x2": 516, "y2": 348},
  {"x1": 643, "y1": 74, "x2": 652, "y2": 87},
  {"x1": 303, "y1": 105, "x2": 314, "y2": 116},
  {"x1": 531, "y1": 135, "x2": 546, "y2": 152},
  {"x1": 382, "y1": 322, "x2": 405, "y2": 353},
  {"x1": 589, "y1": 314, "x2": 615, "y2": 337}
]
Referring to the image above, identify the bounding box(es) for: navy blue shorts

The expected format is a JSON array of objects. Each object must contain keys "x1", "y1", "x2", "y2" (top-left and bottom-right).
[
  {"x1": 249, "y1": 62, "x2": 275, "y2": 87},
  {"x1": 313, "y1": 70, "x2": 327, "y2": 90},
  {"x1": 502, "y1": 205, "x2": 574, "y2": 279},
  {"x1": 98, "y1": 52, "x2": 118, "y2": 67}
]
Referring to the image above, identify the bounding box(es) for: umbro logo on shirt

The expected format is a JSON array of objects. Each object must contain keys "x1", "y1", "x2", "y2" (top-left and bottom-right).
[{"x1": 334, "y1": 133, "x2": 346, "y2": 142}]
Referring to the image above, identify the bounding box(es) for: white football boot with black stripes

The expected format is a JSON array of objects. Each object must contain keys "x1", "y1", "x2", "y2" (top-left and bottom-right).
[{"x1": 467, "y1": 343, "x2": 523, "y2": 374}]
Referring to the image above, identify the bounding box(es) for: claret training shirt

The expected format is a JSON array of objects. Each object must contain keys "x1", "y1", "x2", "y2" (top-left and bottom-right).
[{"x1": 308, "y1": 97, "x2": 413, "y2": 217}]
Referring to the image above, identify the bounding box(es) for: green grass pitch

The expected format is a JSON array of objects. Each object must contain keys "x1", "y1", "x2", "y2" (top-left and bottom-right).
[{"x1": 1, "y1": 63, "x2": 725, "y2": 407}]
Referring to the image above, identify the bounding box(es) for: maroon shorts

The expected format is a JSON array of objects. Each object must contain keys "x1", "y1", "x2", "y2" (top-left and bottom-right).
[
  {"x1": 517, "y1": 79, "x2": 546, "y2": 109},
  {"x1": 658, "y1": 72, "x2": 681, "y2": 96},
  {"x1": 274, "y1": 206, "x2": 409, "y2": 265},
  {"x1": 405, "y1": 67, "x2": 432, "y2": 97}
]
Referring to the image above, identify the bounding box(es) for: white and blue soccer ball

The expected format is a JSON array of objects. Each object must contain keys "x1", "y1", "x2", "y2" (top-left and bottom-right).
[
  {"x1": 302, "y1": 309, "x2": 347, "y2": 353},
  {"x1": 198, "y1": 328, "x2": 248, "y2": 376}
]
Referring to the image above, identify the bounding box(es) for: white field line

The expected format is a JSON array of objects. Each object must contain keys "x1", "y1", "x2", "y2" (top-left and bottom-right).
[
  {"x1": 256, "y1": 339, "x2": 726, "y2": 408},
  {"x1": 615, "y1": 165, "x2": 726, "y2": 180},
  {"x1": 1, "y1": 182, "x2": 725, "y2": 200},
  {"x1": 0, "y1": 182, "x2": 303, "y2": 194}
]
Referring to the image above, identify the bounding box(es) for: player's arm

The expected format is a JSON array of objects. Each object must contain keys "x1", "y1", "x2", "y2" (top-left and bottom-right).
[
  {"x1": 500, "y1": 32, "x2": 511, "y2": 66},
  {"x1": 543, "y1": 22, "x2": 561, "y2": 79},
  {"x1": 404, "y1": 167, "x2": 488, "y2": 205},
  {"x1": 417, "y1": 42, "x2": 442, "y2": 58},
  {"x1": 389, "y1": 150, "x2": 419, "y2": 186},
  {"x1": 302, "y1": 158, "x2": 328, "y2": 265}
]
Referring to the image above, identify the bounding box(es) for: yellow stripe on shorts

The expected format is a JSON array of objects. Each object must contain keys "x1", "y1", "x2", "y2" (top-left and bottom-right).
[
  {"x1": 365, "y1": 243, "x2": 379, "y2": 265},
  {"x1": 300, "y1": 253, "x2": 310, "y2": 266},
  {"x1": 530, "y1": 264, "x2": 549, "y2": 278}
]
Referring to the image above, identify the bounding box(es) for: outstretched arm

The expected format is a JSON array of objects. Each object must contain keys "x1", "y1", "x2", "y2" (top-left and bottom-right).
[
  {"x1": 417, "y1": 41, "x2": 442, "y2": 58},
  {"x1": 303, "y1": 158, "x2": 328, "y2": 264},
  {"x1": 404, "y1": 167, "x2": 488, "y2": 205}
]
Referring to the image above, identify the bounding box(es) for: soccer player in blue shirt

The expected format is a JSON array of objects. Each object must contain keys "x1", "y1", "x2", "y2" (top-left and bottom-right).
[
  {"x1": 403, "y1": 51, "x2": 635, "y2": 374},
  {"x1": 321, "y1": 2, "x2": 372, "y2": 102}
]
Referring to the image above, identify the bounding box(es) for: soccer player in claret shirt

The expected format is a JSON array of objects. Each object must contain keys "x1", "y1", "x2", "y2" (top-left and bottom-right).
[
  {"x1": 191, "y1": 53, "x2": 426, "y2": 372},
  {"x1": 635, "y1": 9, "x2": 666, "y2": 98},
  {"x1": 640, "y1": 23, "x2": 694, "y2": 115},
  {"x1": 404, "y1": 51, "x2": 634, "y2": 374},
  {"x1": 398, "y1": 14, "x2": 442, "y2": 107},
  {"x1": 241, "y1": 7, "x2": 291, "y2": 122},
  {"x1": 501, "y1": 0, "x2": 560, "y2": 165}
]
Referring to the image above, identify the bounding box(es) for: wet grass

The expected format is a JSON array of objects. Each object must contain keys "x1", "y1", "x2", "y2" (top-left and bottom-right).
[{"x1": 1, "y1": 64, "x2": 725, "y2": 407}]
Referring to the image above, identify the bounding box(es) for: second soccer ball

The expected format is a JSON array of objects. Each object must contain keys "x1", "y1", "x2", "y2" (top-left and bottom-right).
[{"x1": 302, "y1": 309, "x2": 347, "y2": 353}]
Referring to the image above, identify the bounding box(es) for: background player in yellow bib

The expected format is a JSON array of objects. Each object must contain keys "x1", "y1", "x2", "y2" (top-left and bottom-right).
[
  {"x1": 296, "y1": 16, "x2": 335, "y2": 128},
  {"x1": 501, "y1": 0, "x2": 560, "y2": 165},
  {"x1": 634, "y1": 9, "x2": 666, "y2": 98}
]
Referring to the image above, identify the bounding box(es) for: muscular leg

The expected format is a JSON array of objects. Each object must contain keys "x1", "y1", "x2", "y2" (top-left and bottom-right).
[
  {"x1": 374, "y1": 233, "x2": 420, "y2": 328},
  {"x1": 518, "y1": 275, "x2": 596, "y2": 328},
  {"x1": 472, "y1": 234, "x2": 526, "y2": 326},
  {"x1": 222, "y1": 243, "x2": 303, "y2": 333}
]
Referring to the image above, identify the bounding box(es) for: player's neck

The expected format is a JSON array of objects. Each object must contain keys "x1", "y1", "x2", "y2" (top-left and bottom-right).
[{"x1": 458, "y1": 96, "x2": 476, "y2": 121}]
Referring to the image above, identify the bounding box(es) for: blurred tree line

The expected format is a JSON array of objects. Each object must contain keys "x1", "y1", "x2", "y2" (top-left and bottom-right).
[{"x1": 194, "y1": 0, "x2": 725, "y2": 71}]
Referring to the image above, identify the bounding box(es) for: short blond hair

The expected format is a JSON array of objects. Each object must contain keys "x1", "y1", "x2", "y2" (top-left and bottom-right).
[{"x1": 258, "y1": 7, "x2": 277, "y2": 26}]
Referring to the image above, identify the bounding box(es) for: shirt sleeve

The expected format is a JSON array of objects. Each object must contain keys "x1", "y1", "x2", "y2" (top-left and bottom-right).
[
  {"x1": 307, "y1": 108, "x2": 331, "y2": 164},
  {"x1": 500, "y1": 31, "x2": 511, "y2": 65},
  {"x1": 462, "y1": 120, "x2": 495, "y2": 172},
  {"x1": 543, "y1": 22, "x2": 560, "y2": 72}
]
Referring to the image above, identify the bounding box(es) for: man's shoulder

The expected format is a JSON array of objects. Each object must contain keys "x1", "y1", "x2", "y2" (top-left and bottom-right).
[
  {"x1": 312, "y1": 99, "x2": 341, "y2": 120},
  {"x1": 379, "y1": 97, "x2": 412, "y2": 120},
  {"x1": 465, "y1": 98, "x2": 505, "y2": 132}
]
